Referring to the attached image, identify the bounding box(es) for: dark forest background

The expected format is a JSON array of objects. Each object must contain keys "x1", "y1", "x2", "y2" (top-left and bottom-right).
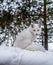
[{"x1": 0, "y1": 0, "x2": 53, "y2": 50}]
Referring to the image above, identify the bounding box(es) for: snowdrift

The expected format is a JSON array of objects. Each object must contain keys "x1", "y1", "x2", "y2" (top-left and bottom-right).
[{"x1": 0, "y1": 46, "x2": 53, "y2": 65}]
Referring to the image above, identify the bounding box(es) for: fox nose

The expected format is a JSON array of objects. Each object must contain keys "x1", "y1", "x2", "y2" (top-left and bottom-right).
[
  {"x1": 36, "y1": 33, "x2": 38, "y2": 35},
  {"x1": 36, "y1": 33, "x2": 39, "y2": 35}
]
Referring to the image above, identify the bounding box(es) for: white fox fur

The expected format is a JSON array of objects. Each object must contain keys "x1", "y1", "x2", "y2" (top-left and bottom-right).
[
  {"x1": 25, "y1": 42, "x2": 45, "y2": 51},
  {"x1": 14, "y1": 23, "x2": 45, "y2": 51}
]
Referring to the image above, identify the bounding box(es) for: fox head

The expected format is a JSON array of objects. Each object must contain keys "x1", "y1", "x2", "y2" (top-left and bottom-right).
[{"x1": 29, "y1": 23, "x2": 41, "y2": 36}]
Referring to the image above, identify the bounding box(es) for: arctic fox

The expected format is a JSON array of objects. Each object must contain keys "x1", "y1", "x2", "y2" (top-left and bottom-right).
[
  {"x1": 14, "y1": 23, "x2": 45, "y2": 51},
  {"x1": 14, "y1": 23, "x2": 40, "y2": 48}
]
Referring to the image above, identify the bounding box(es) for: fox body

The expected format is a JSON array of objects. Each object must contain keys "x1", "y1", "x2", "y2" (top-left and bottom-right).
[{"x1": 14, "y1": 23, "x2": 45, "y2": 51}]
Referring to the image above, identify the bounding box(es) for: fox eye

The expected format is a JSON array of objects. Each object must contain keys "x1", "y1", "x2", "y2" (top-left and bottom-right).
[
  {"x1": 37, "y1": 29, "x2": 39, "y2": 31},
  {"x1": 33, "y1": 29, "x2": 36, "y2": 31}
]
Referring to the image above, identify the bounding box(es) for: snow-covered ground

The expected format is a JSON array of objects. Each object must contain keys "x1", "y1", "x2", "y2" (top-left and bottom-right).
[{"x1": 0, "y1": 46, "x2": 53, "y2": 65}]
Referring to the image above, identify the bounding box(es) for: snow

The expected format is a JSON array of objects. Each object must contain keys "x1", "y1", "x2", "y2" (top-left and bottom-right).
[
  {"x1": 0, "y1": 46, "x2": 53, "y2": 65},
  {"x1": 48, "y1": 43, "x2": 53, "y2": 51}
]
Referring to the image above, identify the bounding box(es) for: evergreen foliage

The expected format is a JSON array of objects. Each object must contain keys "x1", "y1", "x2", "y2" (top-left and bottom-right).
[{"x1": 0, "y1": 0, "x2": 53, "y2": 49}]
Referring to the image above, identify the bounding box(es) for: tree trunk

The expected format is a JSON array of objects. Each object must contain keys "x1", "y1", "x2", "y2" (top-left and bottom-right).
[{"x1": 44, "y1": 0, "x2": 48, "y2": 50}]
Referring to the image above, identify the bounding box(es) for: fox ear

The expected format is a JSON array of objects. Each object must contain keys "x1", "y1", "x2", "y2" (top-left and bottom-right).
[{"x1": 31, "y1": 23, "x2": 34, "y2": 28}]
